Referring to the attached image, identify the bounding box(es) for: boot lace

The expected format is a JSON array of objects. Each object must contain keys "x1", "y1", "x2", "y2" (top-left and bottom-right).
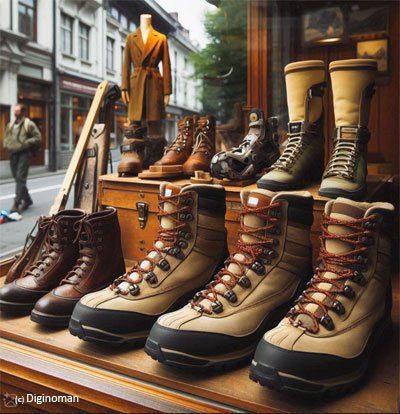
[
  {"x1": 111, "y1": 192, "x2": 193, "y2": 295},
  {"x1": 323, "y1": 140, "x2": 360, "y2": 180},
  {"x1": 25, "y1": 218, "x2": 68, "y2": 278},
  {"x1": 61, "y1": 219, "x2": 102, "y2": 285},
  {"x1": 166, "y1": 122, "x2": 190, "y2": 154},
  {"x1": 190, "y1": 201, "x2": 281, "y2": 314},
  {"x1": 192, "y1": 123, "x2": 213, "y2": 157},
  {"x1": 288, "y1": 213, "x2": 377, "y2": 333}
]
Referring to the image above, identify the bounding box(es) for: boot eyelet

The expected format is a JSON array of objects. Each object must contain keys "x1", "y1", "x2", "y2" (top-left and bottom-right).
[
  {"x1": 212, "y1": 300, "x2": 223, "y2": 314},
  {"x1": 351, "y1": 270, "x2": 366, "y2": 286},
  {"x1": 182, "y1": 197, "x2": 193, "y2": 205},
  {"x1": 224, "y1": 290, "x2": 237, "y2": 303},
  {"x1": 185, "y1": 213, "x2": 193, "y2": 221},
  {"x1": 357, "y1": 255, "x2": 368, "y2": 265},
  {"x1": 286, "y1": 307, "x2": 296, "y2": 317},
  {"x1": 158, "y1": 259, "x2": 170, "y2": 271},
  {"x1": 364, "y1": 221, "x2": 377, "y2": 230},
  {"x1": 320, "y1": 314, "x2": 334, "y2": 330},
  {"x1": 193, "y1": 291, "x2": 203, "y2": 301},
  {"x1": 332, "y1": 300, "x2": 345, "y2": 315},
  {"x1": 129, "y1": 284, "x2": 140, "y2": 296},
  {"x1": 251, "y1": 261, "x2": 265, "y2": 276},
  {"x1": 178, "y1": 240, "x2": 188, "y2": 249},
  {"x1": 238, "y1": 275, "x2": 251, "y2": 288},
  {"x1": 145, "y1": 271, "x2": 158, "y2": 284},
  {"x1": 343, "y1": 285, "x2": 355, "y2": 299}
]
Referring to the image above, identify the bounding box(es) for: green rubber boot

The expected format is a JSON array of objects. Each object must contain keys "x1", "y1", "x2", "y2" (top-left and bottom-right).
[
  {"x1": 319, "y1": 59, "x2": 377, "y2": 201},
  {"x1": 257, "y1": 60, "x2": 326, "y2": 191}
]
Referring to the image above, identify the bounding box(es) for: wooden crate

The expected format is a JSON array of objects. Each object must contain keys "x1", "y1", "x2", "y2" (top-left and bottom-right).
[{"x1": 99, "y1": 173, "x2": 392, "y2": 265}]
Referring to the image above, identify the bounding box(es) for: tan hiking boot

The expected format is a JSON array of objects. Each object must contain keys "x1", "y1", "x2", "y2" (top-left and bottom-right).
[
  {"x1": 183, "y1": 115, "x2": 216, "y2": 176},
  {"x1": 154, "y1": 116, "x2": 198, "y2": 167},
  {"x1": 69, "y1": 183, "x2": 228, "y2": 346},
  {"x1": 117, "y1": 126, "x2": 146, "y2": 176},
  {"x1": 144, "y1": 189, "x2": 314, "y2": 368},
  {"x1": 258, "y1": 60, "x2": 326, "y2": 191},
  {"x1": 320, "y1": 59, "x2": 377, "y2": 200},
  {"x1": 250, "y1": 197, "x2": 394, "y2": 397}
]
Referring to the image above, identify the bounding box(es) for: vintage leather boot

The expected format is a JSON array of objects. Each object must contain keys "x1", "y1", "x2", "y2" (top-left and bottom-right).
[
  {"x1": 117, "y1": 126, "x2": 146, "y2": 176},
  {"x1": 182, "y1": 115, "x2": 216, "y2": 176},
  {"x1": 0, "y1": 209, "x2": 85, "y2": 314},
  {"x1": 211, "y1": 109, "x2": 280, "y2": 180},
  {"x1": 154, "y1": 116, "x2": 198, "y2": 167},
  {"x1": 250, "y1": 197, "x2": 394, "y2": 396},
  {"x1": 69, "y1": 183, "x2": 228, "y2": 345},
  {"x1": 5, "y1": 216, "x2": 51, "y2": 284},
  {"x1": 31, "y1": 207, "x2": 125, "y2": 327},
  {"x1": 145, "y1": 189, "x2": 314, "y2": 368},
  {"x1": 320, "y1": 59, "x2": 377, "y2": 200},
  {"x1": 258, "y1": 60, "x2": 326, "y2": 190},
  {"x1": 143, "y1": 136, "x2": 167, "y2": 169}
]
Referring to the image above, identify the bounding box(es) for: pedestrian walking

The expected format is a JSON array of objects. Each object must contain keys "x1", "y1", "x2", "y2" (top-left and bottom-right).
[{"x1": 3, "y1": 104, "x2": 41, "y2": 212}]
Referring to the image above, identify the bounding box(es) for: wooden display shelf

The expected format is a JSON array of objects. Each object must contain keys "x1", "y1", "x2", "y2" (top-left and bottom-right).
[{"x1": 0, "y1": 274, "x2": 398, "y2": 413}]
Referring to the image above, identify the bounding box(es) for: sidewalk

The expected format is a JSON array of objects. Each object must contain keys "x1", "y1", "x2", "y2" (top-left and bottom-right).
[{"x1": 0, "y1": 164, "x2": 66, "y2": 184}]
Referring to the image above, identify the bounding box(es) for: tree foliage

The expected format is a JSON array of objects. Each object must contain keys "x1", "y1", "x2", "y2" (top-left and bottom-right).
[{"x1": 191, "y1": 0, "x2": 247, "y2": 123}]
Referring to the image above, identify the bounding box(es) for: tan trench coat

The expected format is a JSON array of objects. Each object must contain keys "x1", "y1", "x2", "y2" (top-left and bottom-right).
[{"x1": 121, "y1": 28, "x2": 172, "y2": 122}]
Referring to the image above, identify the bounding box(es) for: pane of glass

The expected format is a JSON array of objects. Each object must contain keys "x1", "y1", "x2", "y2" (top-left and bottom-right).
[
  {"x1": 60, "y1": 107, "x2": 71, "y2": 151},
  {"x1": 20, "y1": 0, "x2": 34, "y2": 7},
  {"x1": 72, "y1": 109, "x2": 86, "y2": 147},
  {"x1": 129, "y1": 21, "x2": 136, "y2": 32},
  {"x1": 61, "y1": 94, "x2": 70, "y2": 106},
  {"x1": 120, "y1": 14, "x2": 128, "y2": 30}
]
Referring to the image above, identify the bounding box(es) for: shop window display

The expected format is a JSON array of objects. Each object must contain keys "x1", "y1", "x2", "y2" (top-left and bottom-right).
[{"x1": 0, "y1": 1, "x2": 398, "y2": 412}]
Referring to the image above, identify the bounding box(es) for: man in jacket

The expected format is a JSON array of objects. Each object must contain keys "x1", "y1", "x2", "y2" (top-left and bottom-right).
[{"x1": 3, "y1": 104, "x2": 41, "y2": 212}]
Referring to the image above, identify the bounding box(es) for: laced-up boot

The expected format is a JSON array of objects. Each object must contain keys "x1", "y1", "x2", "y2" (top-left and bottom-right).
[
  {"x1": 5, "y1": 216, "x2": 51, "y2": 284},
  {"x1": 144, "y1": 189, "x2": 314, "y2": 368},
  {"x1": 154, "y1": 116, "x2": 198, "y2": 167},
  {"x1": 250, "y1": 197, "x2": 394, "y2": 396},
  {"x1": 211, "y1": 109, "x2": 280, "y2": 181},
  {"x1": 258, "y1": 60, "x2": 326, "y2": 190},
  {"x1": 117, "y1": 126, "x2": 147, "y2": 176},
  {"x1": 319, "y1": 59, "x2": 377, "y2": 200},
  {"x1": 0, "y1": 209, "x2": 85, "y2": 314},
  {"x1": 69, "y1": 183, "x2": 228, "y2": 345},
  {"x1": 30, "y1": 208, "x2": 125, "y2": 327},
  {"x1": 182, "y1": 115, "x2": 216, "y2": 176}
]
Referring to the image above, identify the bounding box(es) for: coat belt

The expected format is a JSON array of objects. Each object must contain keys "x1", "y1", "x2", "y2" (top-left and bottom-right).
[{"x1": 134, "y1": 67, "x2": 160, "y2": 76}]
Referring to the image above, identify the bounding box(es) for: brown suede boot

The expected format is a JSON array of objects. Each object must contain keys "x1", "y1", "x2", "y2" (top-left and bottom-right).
[
  {"x1": 154, "y1": 116, "x2": 198, "y2": 167},
  {"x1": 183, "y1": 115, "x2": 216, "y2": 176},
  {"x1": 31, "y1": 207, "x2": 125, "y2": 327},
  {"x1": 0, "y1": 209, "x2": 86, "y2": 315},
  {"x1": 69, "y1": 183, "x2": 228, "y2": 346},
  {"x1": 117, "y1": 127, "x2": 146, "y2": 176}
]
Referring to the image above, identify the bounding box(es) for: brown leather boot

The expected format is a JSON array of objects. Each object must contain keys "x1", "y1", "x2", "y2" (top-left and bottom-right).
[
  {"x1": 0, "y1": 209, "x2": 85, "y2": 315},
  {"x1": 5, "y1": 216, "x2": 51, "y2": 284},
  {"x1": 118, "y1": 127, "x2": 146, "y2": 176},
  {"x1": 144, "y1": 136, "x2": 167, "y2": 169},
  {"x1": 31, "y1": 207, "x2": 125, "y2": 327},
  {"x1": 154, "y1": 116, "x2": 198, "y2": 167},
  {"x1": 183, "y1": 115, "x2": 216, "y2": 176}
]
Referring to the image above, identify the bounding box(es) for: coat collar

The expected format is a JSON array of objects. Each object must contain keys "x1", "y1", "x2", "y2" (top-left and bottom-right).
[{"x1": 133, "y1": 27, "x2": 159, "y2": 61}]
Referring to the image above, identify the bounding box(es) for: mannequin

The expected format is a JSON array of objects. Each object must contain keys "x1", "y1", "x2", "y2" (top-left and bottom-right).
[{"x1": 121, "y1": 14, "x2": 170, "y2": 109}]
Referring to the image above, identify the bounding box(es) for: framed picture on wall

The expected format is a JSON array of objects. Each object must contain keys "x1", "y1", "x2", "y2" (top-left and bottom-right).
[
  {"x1": 302, "y1": 6, "x2": 344, "y2": 44},
  {"x1": 349, "y1": 5, "x2": 389, "y2": 40},
  {"x1": 357, "y1": 38, "x2": 388, "y2": 73}
]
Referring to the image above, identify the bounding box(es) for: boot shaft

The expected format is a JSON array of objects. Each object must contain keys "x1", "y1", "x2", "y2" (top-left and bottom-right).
[{"x1": 329, "y1": 59, "x2": 377, "y2": 127}]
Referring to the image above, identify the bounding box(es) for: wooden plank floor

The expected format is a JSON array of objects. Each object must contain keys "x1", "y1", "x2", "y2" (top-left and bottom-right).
[{"x1": 0, "y1": 275, "x2": 398, "y2": 413}]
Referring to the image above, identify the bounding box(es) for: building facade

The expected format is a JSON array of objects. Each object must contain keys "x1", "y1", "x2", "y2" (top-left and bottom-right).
[{"x1": 0, "y1": 0, "x2": 201, "y2": 173}]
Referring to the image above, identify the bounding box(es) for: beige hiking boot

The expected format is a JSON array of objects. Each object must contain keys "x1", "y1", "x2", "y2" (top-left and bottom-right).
[
  {"x1": 69, "y1": 183, "x2": 228, "y2": 346},
  {"x1": 250, "y1": 197, "x2": 394, "y2": 397},
  {"x1": 145, "y1": 189, "x2": 314, "y2": 368},
  {"x1": 320, "y1": 59, "x2": 378, "y2": 200}
]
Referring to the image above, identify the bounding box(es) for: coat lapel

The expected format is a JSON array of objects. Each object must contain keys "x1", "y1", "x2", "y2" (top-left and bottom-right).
[
  {"x1": 142, "y1": 27, "x2": 159, "y2": 62},
  {"x1": 132, "y1": 28, "x2": 144, "y2": 53}
]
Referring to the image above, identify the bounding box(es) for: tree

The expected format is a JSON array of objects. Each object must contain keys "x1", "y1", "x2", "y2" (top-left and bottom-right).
[{"x1": 191, "y1": 0, "x2": 247, "y2": 123}]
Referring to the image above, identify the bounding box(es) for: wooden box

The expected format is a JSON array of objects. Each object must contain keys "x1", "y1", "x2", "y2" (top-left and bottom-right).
[{"x1": 98, "y1": 173, "x2": 392, "y2": 265}]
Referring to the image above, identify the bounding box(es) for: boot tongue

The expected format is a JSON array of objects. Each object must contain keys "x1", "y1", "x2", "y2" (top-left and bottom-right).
[
  {"x1": 296, "y1": 198, "x2": 368, "y2": 329},
  {"x1": 160, "y1": 183, "x2": 181, "y2": 230}
]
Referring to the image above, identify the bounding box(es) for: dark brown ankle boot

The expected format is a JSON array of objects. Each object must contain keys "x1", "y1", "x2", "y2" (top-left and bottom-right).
[{"x1": 118, "y1": 127, "x2": 146, "y2": 176}]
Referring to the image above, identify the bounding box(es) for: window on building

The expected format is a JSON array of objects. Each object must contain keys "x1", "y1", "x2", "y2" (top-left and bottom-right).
[
  {"x1": 129, "y1": 21, "x2": 136, "y2": 32},
  {"x1": 120, "y1": 14, "x2": 128, "y2": 30},
  {"x1": 79, "y1": 23, "x2": 90, "y2": 61},
  {"x1": 106, "y1": 37, "x2": 114, "y2": 70},
  {"x1": 18, "y1": 0, "x2": 36, "y2": 39},
  {"x1": 61, "y1": 13, "x2": 73, "y2": 55},
  {"x1": 107, "y1": 6, "x2": 119, "y2": 21}
]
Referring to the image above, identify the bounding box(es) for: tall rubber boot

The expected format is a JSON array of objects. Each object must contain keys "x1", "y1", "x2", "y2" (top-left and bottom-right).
[
  {"x1": 257, "y1": 60, "x2": 326, "y2": 190},
  {"x1": 250, "y1": 197, "x2": 394, "y2": 397},
  {"x1": 320, "y1": 59, "x2": 377, "y2": 200}
]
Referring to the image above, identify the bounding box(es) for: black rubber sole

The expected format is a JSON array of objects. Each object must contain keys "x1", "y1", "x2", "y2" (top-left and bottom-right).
[
  {"x1": 318, "y1": 185, "x2": 367, "y2": 201},
  {"x1": 256, "y1": 178, "x2": 301, "y2": 191},
  {"x1": 249, "y1": 314, "x2": 392, "y2": 398},
  {"x1": 0, "y1": 300, "x2": 36, "y2": 315},
  {"x1": 30, "y1": 309, "x2": 71, "y2": 328},
  {"x1": 145, "y1": 337, "x2": 253, "y2": 370}
]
